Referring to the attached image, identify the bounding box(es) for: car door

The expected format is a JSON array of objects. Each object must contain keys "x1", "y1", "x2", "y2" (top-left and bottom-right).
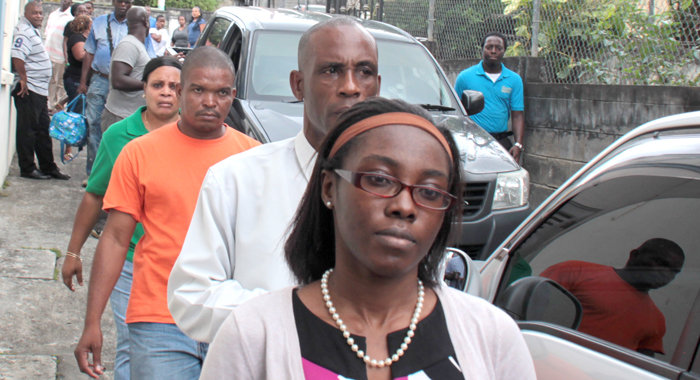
[{"x1": 480, "y1": 125, "x2": 700, "y2": 379}]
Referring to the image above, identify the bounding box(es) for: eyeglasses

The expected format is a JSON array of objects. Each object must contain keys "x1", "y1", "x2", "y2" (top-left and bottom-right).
[{"x1": 334, "y1": 169, "x2": 456, "y2": 211}]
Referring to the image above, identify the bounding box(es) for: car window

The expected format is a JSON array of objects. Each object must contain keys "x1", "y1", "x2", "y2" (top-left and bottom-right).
[
  {"x1": 248, "y1": 31, "x2": 300, "y2": 100},
  {"x1": 377, "y1": 40, "x2": 457, "y2": 109},
  {"x1": 498, "y1": 131, "x2": 700, "y2": 365},
  {"x1": 246, "y1": 31, "x2": 458, "y2": 109},
  {"x1": 204, "y1": 17, "x2": 232, "y2": 48}
]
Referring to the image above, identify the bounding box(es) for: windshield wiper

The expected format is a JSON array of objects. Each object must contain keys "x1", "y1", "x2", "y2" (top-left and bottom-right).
[
  {"x1": 284, "y1": 100, "x2": 303, "y2": 103},
  {"x1": 419, "y1": 104, "x2": 455, "y2": 111}
]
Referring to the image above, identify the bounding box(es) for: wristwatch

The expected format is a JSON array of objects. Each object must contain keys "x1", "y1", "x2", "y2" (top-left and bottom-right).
[{"x1": 514, "y1": 142, "x2": 524, "y2": 151}]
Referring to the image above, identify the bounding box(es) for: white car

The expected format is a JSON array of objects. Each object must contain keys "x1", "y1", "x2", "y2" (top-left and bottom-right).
[{"x1": 451, "y1": 111, "x2": 700, "y2": 379}]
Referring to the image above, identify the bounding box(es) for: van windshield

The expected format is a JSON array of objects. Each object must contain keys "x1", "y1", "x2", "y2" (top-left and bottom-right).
[{"x1": 247, "y1": 30, "x2": 459, "y2": 110}]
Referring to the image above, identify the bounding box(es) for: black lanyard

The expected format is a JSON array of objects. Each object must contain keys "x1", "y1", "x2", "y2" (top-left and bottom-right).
[{"x1": 106, "y1": 18, "x2": 114, "y2": 55}]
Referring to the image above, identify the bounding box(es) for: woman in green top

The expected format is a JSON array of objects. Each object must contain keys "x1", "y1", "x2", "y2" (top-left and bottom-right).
[{"x1": 62, "y1": 56, "x2": 182, "y2": 380}]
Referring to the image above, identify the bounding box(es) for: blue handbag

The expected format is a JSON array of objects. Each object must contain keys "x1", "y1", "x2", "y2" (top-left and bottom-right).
[{"x1": 49, "y1": 94, "x2": 87, "y2": 164}]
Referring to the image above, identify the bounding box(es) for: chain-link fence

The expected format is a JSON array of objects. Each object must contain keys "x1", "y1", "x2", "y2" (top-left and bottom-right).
[{"x1": 376, "y1": 0, "x2": 700, "y2": 85}]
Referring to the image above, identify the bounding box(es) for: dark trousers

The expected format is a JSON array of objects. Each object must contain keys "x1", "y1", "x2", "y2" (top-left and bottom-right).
[
  {"x1": 63, "y1": 75, "x2": 83, "y2": 109},
  {"x1": 490, "y1": 131, "x2": 513, "y2": 151},
  {"x1": 13, "y1": 88, "x2": 58, "y2": 174}
]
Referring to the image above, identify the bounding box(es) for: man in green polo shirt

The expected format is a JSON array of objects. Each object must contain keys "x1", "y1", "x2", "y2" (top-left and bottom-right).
[{"x1": 62, "y1": 56, "x2": 181, "y2": 380}]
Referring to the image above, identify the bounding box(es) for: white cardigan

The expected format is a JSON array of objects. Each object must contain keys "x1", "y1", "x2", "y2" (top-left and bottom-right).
[{"x1": 200, "y1": 285, "x2": 536, "y2": 380}]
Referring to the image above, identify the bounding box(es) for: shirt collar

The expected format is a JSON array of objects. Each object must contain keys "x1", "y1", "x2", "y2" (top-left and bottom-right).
[
  {"x1": 477, "y1": 61, "x2": 511, "y2": 79},
  {"x1": 108, "y1": 12, "x2": 127, "y2": 24},
  {"x1": 19, "y1": 17, "x2": 36, "y2": 30},
  {"x1": 125, "y1": 106, "x2": 150, "y2": 137},
  {"x1": 294, "y1": 131, "x2": 316, "y2": 181}
]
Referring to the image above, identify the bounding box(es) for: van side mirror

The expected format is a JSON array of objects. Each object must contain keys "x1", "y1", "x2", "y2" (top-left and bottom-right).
[
  {"x1": 440, "y1": 248, "x2": 482, "y2": 296},
  {"x1": 461, "y1": 90, "x2": 484, "y2": 116},
  {"x1": 495, "y1": 277, "x2": 582, "y2": 330}
]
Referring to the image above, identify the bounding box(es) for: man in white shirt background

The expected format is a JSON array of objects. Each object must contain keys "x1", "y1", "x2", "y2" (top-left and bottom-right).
[
  {"x1": 44, "y1": 0, "x2": 73, "y2": 111},
  {"x1": 149, "y1": 15, "x2": 169, "y2": 57},
  {"x1": 167, "y1": 17, "x2": 381, "y2": 343}
]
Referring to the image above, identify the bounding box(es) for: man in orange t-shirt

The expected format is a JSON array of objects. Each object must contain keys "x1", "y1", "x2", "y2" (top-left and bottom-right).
[
  {"x1": 74, "y1": 46, "x2": 260, "y2": 380},
  {"x1": 541, "y1": 238, "x2": 685, "y2": 357}
]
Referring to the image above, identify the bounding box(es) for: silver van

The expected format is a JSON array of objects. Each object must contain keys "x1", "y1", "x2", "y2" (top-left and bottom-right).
[
  {"x1": 453, "y1": 111, "x2": 700, "y2": 379},
  {"x1": 195, "y1": 6, "x2": 531, "y2": 259}
]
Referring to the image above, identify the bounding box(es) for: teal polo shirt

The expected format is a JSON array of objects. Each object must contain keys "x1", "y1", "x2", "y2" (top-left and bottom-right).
[
  {"x1": 86, "y1": 106, "x2": 149, "y2": 262},
  {"x1": 454, "y1": 61, "x2": 524, "y2": 134}
]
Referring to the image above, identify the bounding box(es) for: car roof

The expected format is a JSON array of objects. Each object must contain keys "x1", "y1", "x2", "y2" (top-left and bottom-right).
[{"x1": 212, "y1": 6, "x2": 415, "y2": 42}]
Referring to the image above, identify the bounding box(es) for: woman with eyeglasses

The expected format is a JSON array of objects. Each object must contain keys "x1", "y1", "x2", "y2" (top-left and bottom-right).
[{"x1": 200, "y1": 97, "x2": 536, "y2": 380}]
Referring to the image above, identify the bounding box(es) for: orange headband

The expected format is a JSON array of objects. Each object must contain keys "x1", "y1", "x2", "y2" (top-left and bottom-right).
[{"x1": 328, "y1": 112, "x2": 453, "y2": 161}]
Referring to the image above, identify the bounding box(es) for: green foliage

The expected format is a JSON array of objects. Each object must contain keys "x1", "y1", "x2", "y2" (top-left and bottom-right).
[
  {"x1": 504, "y1": 0, "x2": 700, "y2": 85},
  {"x1": 578, "y1": 0, "x2": 699, "y2": 85},
  {"x1": 503, "y1": 0, "x2": 602, "y2": 82},
  {"x1": 133, "y1": 0, "x2": 217, "y2": 11}
]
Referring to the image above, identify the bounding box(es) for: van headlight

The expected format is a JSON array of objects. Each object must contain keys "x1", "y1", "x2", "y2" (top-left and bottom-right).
[{"x1": 492, "y1": 168, "x2": 529, "y2": 210}]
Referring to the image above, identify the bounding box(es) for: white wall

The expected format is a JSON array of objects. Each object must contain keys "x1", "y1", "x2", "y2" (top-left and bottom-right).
[{"x1": 1, "y1": 0, "x2": 25, "y2": 183}]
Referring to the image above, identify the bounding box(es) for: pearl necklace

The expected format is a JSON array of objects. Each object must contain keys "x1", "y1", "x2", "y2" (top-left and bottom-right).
[{"x1": 320, "y1": 268, "x2": 424, "y2": 368}]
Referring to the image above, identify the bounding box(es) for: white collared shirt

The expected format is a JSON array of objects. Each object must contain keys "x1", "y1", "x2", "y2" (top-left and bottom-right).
[
  {"x1": 44, "y1": 7, "x2": 73, "y2": 63},
  {"x1": 168, "y1": 131, "x2": 316, "y2": 343}
]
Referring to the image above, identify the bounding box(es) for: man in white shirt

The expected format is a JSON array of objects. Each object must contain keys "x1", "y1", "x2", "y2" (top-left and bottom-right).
[
  {"x1": 167, "y1": 17, "x2": 381, "y2": 343},
  {"x1": 149, "y1": 15, "x2": 169, "y2": 56},
  {"x1": 44, "y1": 0, "x2": 74, "y2": 110}
]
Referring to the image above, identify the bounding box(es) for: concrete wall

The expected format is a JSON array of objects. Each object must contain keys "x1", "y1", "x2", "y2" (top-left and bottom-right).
[
  {"x1": 440, "y1": 57, "x2": 543, "y2": 86},
  {"x1": 523, "y1": 83, "x2": 700, "y2": 206},
  {"x1": 438, "y1": 57, "x2": 700, "y2": 208}
]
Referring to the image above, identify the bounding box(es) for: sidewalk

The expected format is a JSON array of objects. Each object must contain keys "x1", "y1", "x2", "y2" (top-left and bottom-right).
[{"x1": 0, "y1": 146, "x2": 116, "y2": 379}]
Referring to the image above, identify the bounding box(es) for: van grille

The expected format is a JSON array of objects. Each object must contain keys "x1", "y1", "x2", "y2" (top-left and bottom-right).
[{"x1": 462, "y1": 182, "x2": 489, "y2": 217}]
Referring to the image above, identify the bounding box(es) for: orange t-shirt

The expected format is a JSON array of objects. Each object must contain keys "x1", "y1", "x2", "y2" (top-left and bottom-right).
[
  {"x1": 540, "y1": 261, "x2": 665, "y2": 354},
  {"x1": 103, "y1": 123, "x2": 260, "y2": 324}
]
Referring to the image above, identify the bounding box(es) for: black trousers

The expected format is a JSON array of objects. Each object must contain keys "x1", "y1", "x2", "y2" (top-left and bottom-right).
[
  {"x1": 13, "y1": 88, "x2": 57, "y2": 174},
  {"x1": 490, "y1": 131, "x2": 513, "y2": 151}
]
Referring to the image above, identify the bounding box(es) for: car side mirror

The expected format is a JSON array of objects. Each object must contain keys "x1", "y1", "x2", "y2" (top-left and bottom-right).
[
  {"x1": 495, "y1": 277, "x2": 582, "y2": 330},
  {"x1": 439, "y1": 248, "x2": 482, "y2": 296},
  {"x1": 461, "y1": 90, "x2": 484, "y2": 116}
]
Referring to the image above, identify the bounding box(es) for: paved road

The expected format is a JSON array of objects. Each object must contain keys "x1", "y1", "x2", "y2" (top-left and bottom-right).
[{"x1": 0, "y1": 146, "x2": 116, "y2": 379}]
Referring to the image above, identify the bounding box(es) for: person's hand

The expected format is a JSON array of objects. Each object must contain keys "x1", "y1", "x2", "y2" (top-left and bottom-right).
[
  {"x1": 75, "y1": 324, "x2": 105, "y2": 379},
  {"x1": 77, "y1": 82, "x2": 88, "y2": 95},
  {"x1": 62, "y1": 255, "x2": 83, "y2": 291},
  {"x1": 17, "y1": 79, "x2": 28, "y2": 97},
  {"x1": 509, "y1": 145, "x2": 522, "y2": 162}
]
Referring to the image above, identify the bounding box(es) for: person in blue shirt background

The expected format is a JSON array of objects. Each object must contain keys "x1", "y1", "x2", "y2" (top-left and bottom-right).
[
  {"x1": 145, "y1": 5, "x2": 157, "y2": 28},
  {"x1": 188, "y1": 6, "x2": 206, "y2": 47},
  {"x1": 454, "y1": 32, "x2": 525, "y2": 162}
]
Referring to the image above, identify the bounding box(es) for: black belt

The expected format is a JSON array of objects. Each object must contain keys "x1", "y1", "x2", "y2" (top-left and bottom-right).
[
  {"x1": 490, "y1": 131, "x2": 513, "y2": 141},
  {"x1": 93, "y1": 70, "x2": 109, "y2": 79}
]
